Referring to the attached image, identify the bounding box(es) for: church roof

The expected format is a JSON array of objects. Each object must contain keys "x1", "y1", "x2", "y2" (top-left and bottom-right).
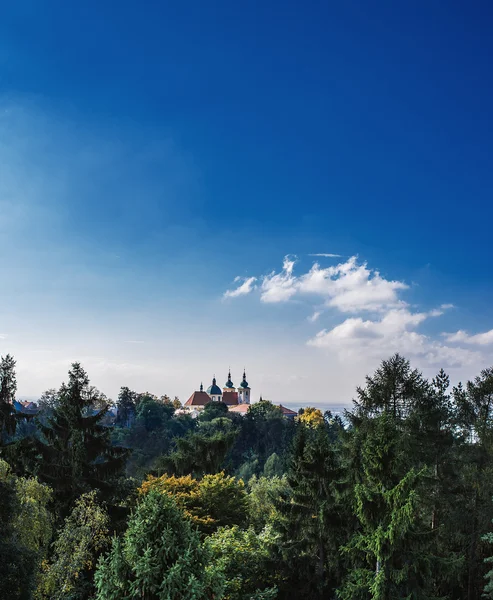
[
  {"x1": 224, "y1": 370, "x2": 235, "y2": 389},
  {"x1": 222, "y1": 390, "x2": 239, "y2": 405},
  {"x1": 207, "y1": 377, "x2": 222, "y2": 395},
  {"x1": 228, "y1": 404, "x2": 250, "y2": 414},
  {"x1": 185, "y1": 391, "x2": 212, "y2": 407},
  {"x1": 239, "y1": 370, "x2": 249, "y2": 389},
  {"x1": 278, "y1": 404, "x2": 298, "y2": 416}
]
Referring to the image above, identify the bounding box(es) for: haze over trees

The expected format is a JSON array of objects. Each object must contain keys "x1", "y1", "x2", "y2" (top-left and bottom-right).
[{"x1": 3, "y1": 352, "x2": 493, "y2": 598}]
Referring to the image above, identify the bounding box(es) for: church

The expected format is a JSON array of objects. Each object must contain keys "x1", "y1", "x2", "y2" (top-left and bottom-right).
[
  {"x1": 184, "y1": 370, "x2": 251, "y2": 412},
  {"x1": 182, "y1": 370, "x2": 297, "y2": 419}
]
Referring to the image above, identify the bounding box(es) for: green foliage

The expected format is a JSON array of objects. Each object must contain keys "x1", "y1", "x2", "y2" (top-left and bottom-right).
[
  {"x1": 247, "y1": 475, "x2": 288, "y2": 532},
  {"x1": 204, "y1": 525, "x2": 280, "y2": 599},
  {"x1": 0, "y1": 460, "x2": 52, "y2": 600},
  {"x1": 276, "y1": 422, "x2": 346, "y2": 599},
  {"x1": 38, "y1": 491, "x2": 110, "y2": 600},
  {"x1": 139, "y1": 471, "x2": 247, "y2": 534},
  {"x1": 338, "y1": 413, "x2": 432, "y2": 599},
  {"x1": 0, "y1": 459, "x2": 52, "y2": 563},
  {"x1": 0, "y1": 353, "x2": 18, "y2": 444},
  {"x1": 111, "y1": 391, "x2": 195, "y2": 478},
  {"x1": 33, "y1": 363, "x2": 128, "y2": 515},
  {"x1": 115, "y1": 387, "x2": 136, "y2": 427},
  {"x1": 162, "y1": 429, "x2": 237, "y2": 476},
  {"x1": 135, "y1": 393, "x2": 174, "y2": 431},
  {"x1": 230, "y1": 400, "x2": 295, "y2": 475},
  {"x1": 95, "y1": 491, "x2": 223, "y2": 599},
  {"x1": 263, "y1": 452, "x2": 283, "y2": 478},
  {"x1": 5, "y1": 353, "x2": 493, "y2": 600},
  {"x1": 199, "y1": 400, "x2": 230, "y2": 422}
]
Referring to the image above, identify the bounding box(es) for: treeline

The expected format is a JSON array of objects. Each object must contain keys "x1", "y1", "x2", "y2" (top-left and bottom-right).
[{"x1": 2, "y1": 353, "x2": 493, "y2": 599}]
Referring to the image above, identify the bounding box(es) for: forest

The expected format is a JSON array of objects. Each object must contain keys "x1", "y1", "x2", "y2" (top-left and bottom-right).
[{"x1": 2, "y1": 352, "x2": 493, "y2": 600}]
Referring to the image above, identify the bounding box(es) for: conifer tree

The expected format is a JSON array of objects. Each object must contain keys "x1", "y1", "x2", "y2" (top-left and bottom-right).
[
  {"x1": 33, "y1": 363, "x2": 128, "y2": 514},
  {"x1": 115, "y1": 386, "x2": 136, "y2": 427},
  {"x1": 277, "y1": 422, "x2": 345, "y2": 599},
  {"x1": 0, "y1": 353, "x2": 18, "y2": 444},
  {"x1": 452, "y1": 368, "x2": 493, "y2": 600},
  {"x1": 94, "y1": 491, "x2": 223, "y2": 599},
  {"x1": 339, "y1": 412, "x2": 434, "y2": 600}
]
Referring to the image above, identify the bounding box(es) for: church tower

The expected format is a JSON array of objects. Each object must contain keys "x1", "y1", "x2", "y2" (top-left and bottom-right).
[
  {"x1": 237, "y1": 370, "x2": 251, "y2": 404},
  {"x1": 207, "y1": 376, "x2": 223, "y2": 402},
  {"x1": 223, "y1": 369, "x2": 235, "y2": 393}
]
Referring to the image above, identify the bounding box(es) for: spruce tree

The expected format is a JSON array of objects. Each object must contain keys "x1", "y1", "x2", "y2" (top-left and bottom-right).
[
  {"x1": 0, "y1": 353, "x2": 18, "y2": 444},
  {"x1": 33, "y1": 363, "x2": 128, "y2": 515},
  {"x1": 94, "y1": 491, "x2": 224, "y2": 599},
  {"x1": 339, "y1": 412, "x2": 434, "y2": 600},
  {"x1": 115, "y1": 386, "x2": 136, "y2": 427},
  {"x1": 451, "y1": 368, "x2": 493, "y2": 600},
  {"x1": 277, "y1": 422, "x2": 345, "y2": 599}
]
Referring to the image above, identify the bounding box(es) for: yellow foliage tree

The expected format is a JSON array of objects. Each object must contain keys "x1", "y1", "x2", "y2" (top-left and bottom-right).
[
  {"x1": 139, "y1": 471, "x2": 247, "y2": 534},
  {"x1": 297, "y1": 407, "x2": 324, "y2": 428}
]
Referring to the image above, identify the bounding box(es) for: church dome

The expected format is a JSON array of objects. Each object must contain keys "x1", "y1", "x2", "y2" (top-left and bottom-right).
[
  {"x1": 239, "y1": 370, "x2": 249, "y2": 389},
  {"x1": 207, "y1": 377, "x2": 222, "y2": 396},
  {"x1": 224, "y1": 370, "x2": 235, "y2": 389}
]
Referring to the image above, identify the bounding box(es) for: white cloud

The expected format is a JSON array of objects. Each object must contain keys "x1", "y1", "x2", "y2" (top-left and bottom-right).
[
  {"x1": 308, "y1": 308, "x2": 479, "y2": 368},
  {"x1": 444, "y1": 329, "x2": 493, "y2": 346},
  {"x1": 258, "y1": 255, "x2": 407, "y2": 312},
  {"x1": 224, "y1": 255, "x2": 491, "y2": 372},
  {"x1": 260, "y1": 256, "x2": 297, "y2": 303},
  {"x1": 223, "y1": 276, "x2": 257, "y2": 299},
  {"x1": 309, "y1": 253, "x2": 342, "y2": 258},
  {"x1": 308, "y1": 311, "x2": 322, "y2": 323}
]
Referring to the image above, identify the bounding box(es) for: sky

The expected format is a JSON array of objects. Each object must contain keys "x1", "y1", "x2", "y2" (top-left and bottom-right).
[{"x1": 1, "y1": 1, "x2": 493, "y2": 410}]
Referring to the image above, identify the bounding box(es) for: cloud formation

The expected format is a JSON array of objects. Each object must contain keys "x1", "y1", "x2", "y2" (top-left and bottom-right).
[
  {"x1": 444, "y1": 329, "x2": 493, "y2": 346},
  {"x1": 259, "y1": 255, "x2": 407, "y2": 312},
  {"x1": 224, "y1": 255, "x2": 493, "y2": 370},
  {"x1": 309, "y1": 253, "x2": 342, "y2": 258},
  {"x1": 223, "y1": 276, "x2": 257, "y2": 299}
]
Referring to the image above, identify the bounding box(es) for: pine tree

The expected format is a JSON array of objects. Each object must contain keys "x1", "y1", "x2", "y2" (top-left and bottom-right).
[
  {"x1": 115, "y1": 386, "x2": 136, "y2": 427},
  {"x1": 451, "y1": 368, "x2": 493, "y2": 600},
  {"x1": 33, "y1": 363, "x2": 128, "y2": 515},
  {"x1": 277, "y1": 422, "x2": 345, "y2": 599},
  {"x1": 338, "y1": 412, "x2": 434, "y2": 600},
  {"x1": 352, "y1": 353, "x2": 430, "y2": 421},
  {"x1": 0, "y1": 353, "x2": 18, "y2": 444}
]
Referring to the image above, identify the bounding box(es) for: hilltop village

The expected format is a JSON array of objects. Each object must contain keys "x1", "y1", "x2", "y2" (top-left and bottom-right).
[
  {"x1": 179, "y1": 370, "x2": 297, "y2": 419},
  {"x1": 11, "y1": 369, "x2": 298, "y2": 422}
]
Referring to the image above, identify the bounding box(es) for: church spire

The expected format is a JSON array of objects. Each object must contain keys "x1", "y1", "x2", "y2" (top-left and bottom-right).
[{"x1": 224, "y1": 368, "x2": 235, "y2": 389}]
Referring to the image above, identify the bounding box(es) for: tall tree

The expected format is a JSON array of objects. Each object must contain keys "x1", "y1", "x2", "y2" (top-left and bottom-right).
[
  {"x1": 352, "y1": 353, "x2": 430, "y2": 421},
  {"x1": 452, "y1": 368, "x2": 493, "y2": 600},
  {"x1": 115, "y1": 386, "x2": 136, "y2": 427},
  {"x1": 33, "y1": 363, "x2": 128, "y2": 515},
  {"x1": 277, "y1": 422, "x2": 345, "y2": 599},
  {"x1": 0, "y1": 353, "x2": 18, "y2": 444},
  {"x1": 94, "y1": 491, "x2": 224, "y2": 599},
  {"x1": 339, "y1": 413, "x2": 434, "y2": 600}
]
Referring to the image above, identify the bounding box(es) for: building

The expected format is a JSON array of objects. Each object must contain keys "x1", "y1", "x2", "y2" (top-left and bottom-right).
[
  {"x1": 183, "y1": 371, "x2": 297, "y2": 419},
  {"x1": 184, "y1": 370, "x2": 251, "y2": 412}
]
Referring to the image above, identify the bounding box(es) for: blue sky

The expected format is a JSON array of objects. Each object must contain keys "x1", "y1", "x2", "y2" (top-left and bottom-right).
[{"x1": 1, "y1": 1, "x2": 493, "y2": 409}]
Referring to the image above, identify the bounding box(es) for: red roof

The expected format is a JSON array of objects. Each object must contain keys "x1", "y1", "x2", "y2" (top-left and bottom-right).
[
  {"x1": 222, "y1": 391, "x2": 239, "y2": 405},
  {"x1": 228, "y1": 404, "x2": 250, "y2": 414},
  {"x1": 184, "y1": 391, "x2": 212, "y2": 407},
  {"x1": 278, "y1": 404, "x2": 298, "y2": 416}
]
